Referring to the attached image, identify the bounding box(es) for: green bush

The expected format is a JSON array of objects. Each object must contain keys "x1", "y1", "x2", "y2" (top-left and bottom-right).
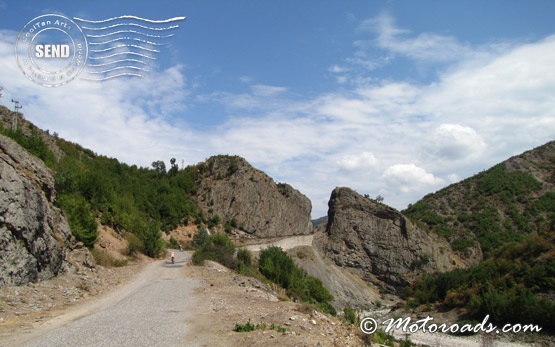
[
  {"x1": 258, "y1": 246, "x2": 335, "y2": 315},
  {"x1": 343, "y1": 306, "x2": 357, "y2": 325},
  {"x1": 233, "y1": 319, "x2": 258, "y2": 332},
  {"x1": 57, "y1": 194, "x2": 97, "y2": 247},
  {"x1": 371, "y1": 329, "x2": 395, "y2": 346},
  {"x1": 168, "y1": 236, "x2": 180, "y2": 249},
  {"x1": 236, "y1": 248, "x2": 252, "y2": 267},
  {"x1": 192, "y1": 233, "x2": 236, "y2": 269},
  {"x1": 193, "y1": 229, "x2": 209, "y2": 248},
  {"x1": 124, "y1": 232, "x2": 144, "y2": 255},
  {"x1": 133, "y1": 220, "x2": 164, "y2": 258}
]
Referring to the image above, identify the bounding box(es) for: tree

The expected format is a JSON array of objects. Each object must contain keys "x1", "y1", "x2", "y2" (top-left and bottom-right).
[
  {"x1": 168, "y1": 157, "x2": 179, "y2": 176},
  {"x1": 58, "y1": 195, "x2": 98, "y2": 247},
  {"x1": 151, "y1": 160, "x2": 166, "y2": 176}
]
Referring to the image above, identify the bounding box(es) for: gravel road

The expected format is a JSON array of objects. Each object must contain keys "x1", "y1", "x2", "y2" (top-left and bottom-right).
[{"x1": 6, "y1": 251, "x2": 201, "y2": 347}]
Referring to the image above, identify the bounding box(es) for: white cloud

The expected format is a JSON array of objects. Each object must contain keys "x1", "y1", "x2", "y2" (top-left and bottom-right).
[
  {"x1": 383, "y1": 164, "x2": 443, "y2": 193},
  {"x1": 337, "y1": 152, "x2": 379, "y2": 171},
  {"x1": 426, "y1": 124, "x2": 486, "y2": 160},
  {"x1": 358, "y1": 12, "x2": 475, "y2": 64}
]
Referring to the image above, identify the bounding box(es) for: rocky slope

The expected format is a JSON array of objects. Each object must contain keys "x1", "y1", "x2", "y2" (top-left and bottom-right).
[
  {"x1": 321, "y1": 187, "x2": 468, "y2": 294},
  {"x1": 195, "y1": 155, "x2": 312, "y2": 238},
  {"x1": 0, "y1": 134, "x2": 75, "y2": 285}
]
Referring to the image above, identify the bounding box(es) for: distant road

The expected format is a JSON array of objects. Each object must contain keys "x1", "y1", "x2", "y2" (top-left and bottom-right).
[
  {"x1": 4, "y1": 251, "x2": 201, "y2": 347},
  {"x1": 240, "y1": 234, "x2": 314, "y2": 253}
]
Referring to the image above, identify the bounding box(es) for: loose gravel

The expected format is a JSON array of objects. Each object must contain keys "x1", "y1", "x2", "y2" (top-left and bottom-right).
[{"x1": 15, "y1": 251, "x2": 200, "y2": 347}]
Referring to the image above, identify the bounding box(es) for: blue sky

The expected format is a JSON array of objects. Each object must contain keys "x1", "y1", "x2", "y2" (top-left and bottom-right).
[{"x1": 1, "y1": 1, "x2": 555, "y2": 217}]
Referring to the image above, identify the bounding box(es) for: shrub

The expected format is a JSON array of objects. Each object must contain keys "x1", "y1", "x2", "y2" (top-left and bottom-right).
[
  {"x1": 258, "y1": 246, "x2": 335, "y2": 315},
  {"x1": 192, "y1": 229, "x2": 209, "y2": 248},
  {"x1": 58, "y1": 194, "x2": 98, "y2": 247},
  {"x1": 233, "y1": 319, "x2": 258, "y2": 332},
  {"x1": 371, "y1": 328, "x2": 395, "y2": 345},
  {"x1": 168, "y1": 236, "x2": 180, "y2": 249},
  {"x1": 90, "y1": 248, "x2": 128, "y2": 267},
  {"x1": 131, "y1": 220, "x2": 163, "y2": 258},
  {"x1": 192, "y1": 233, "x2": 236, "y2": 269},
  {"x1": 236, "y1": 248, "x2": 252, "y2": 267},
  {"x1": 344, "y1": 306, "x2": 357, "y2": 325},
  {"x1": 124, "y1": 232, "x2": 144, "y2": 255}
]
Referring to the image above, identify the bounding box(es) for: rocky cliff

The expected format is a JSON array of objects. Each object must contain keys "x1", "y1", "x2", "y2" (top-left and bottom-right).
[
  {"x1": 195, "y1": 155, "x2": 312, "y2": 238},
  {"x1": 322, "y1": 187, "x2": 466, "y2": 294},
  {"x1": 0, "y1": 134, "x2": 74, "y2": 285}
]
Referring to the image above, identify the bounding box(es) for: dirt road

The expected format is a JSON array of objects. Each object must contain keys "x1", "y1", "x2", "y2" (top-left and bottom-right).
[{"x1": 1, "y1": 251, "x2": 202, "y2": 347}]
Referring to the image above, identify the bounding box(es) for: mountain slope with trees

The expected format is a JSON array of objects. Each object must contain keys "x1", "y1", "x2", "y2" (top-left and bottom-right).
[
  {"x1": 403, "y1": 141, "x2": 555, "y2": 331},
  {"x1": 404, "y1": 141, "x2": 555, "y2": 258},
  {"x1": 1, "y1": 105, "x2": 201, "y2": 259}
]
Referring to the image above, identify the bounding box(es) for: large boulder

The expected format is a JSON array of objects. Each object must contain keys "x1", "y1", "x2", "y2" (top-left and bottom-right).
[
  {"x1": 195, "y1": 155, "x2": 312, "y2": 237},
  {"x1": 0, "y1": 134, "x2": 73, "y2": 285},
  {"x1": 322, "y1": 187, "x2": 466, "y2": 294}
]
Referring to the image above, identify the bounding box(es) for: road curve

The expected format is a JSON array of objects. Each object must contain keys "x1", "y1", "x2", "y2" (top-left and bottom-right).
[{"x1": 6, "y1": 251, "x2": 201, "y2": 347}]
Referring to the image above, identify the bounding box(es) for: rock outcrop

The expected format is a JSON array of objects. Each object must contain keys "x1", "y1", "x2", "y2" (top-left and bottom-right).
[
  {"x1": 322, "y1": 187, "x2": 465, "y2": 294},
  {"x1": 195, "y1": 155, "x2": 312, "y2": 237},
  {"x1": 0, "y1": 134, "x2": 74, "y2": 285}
]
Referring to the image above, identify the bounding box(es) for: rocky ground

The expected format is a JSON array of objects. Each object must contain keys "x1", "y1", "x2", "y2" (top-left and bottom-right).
[
  {"x1": 0, "y1": 258, "x2": 144, "y2": 341},
  {"x1": 186, "y1": 260, "x2": 367, "y2": 347}
]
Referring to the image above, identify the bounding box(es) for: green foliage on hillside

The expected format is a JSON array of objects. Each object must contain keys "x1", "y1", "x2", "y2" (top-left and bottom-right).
[
  {"x1": 1, "y1": 119, "x2": 202, "y2": 257},
  {"x1": 404, "y1": 144, "x2": 555, "y2": 333},
  {"x1": 0, "y1": 126, "x2": 57, "y2": 169},
  {"x1": 52, "y1": 138, "x2": 200, "y2": 256},
  {"x1": 57, "y1": 194, "x2": 97, "y2": 247},
  {"x1": 259, "y1": 246, "x2": 336, "y2": 315},
  {"x1": 408, "y1": 234, "x2": 555, "y2": 331},
  {"x1": 405, "y1": 162, "x2": 554, "y2": 255}
]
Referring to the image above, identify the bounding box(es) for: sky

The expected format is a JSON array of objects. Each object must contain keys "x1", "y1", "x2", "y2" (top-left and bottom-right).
[{"x1": 1, "y1": 1, "x2": 554, "y2": 218}]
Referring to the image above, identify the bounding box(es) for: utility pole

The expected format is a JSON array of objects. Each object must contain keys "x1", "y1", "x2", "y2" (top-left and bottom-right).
[{"x1": 11, "y1": 99, "x2": 22, "y2": 132}]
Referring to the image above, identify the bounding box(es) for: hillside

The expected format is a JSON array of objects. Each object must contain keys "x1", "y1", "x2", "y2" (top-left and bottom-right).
[
  {"x1": 0, "y1": 105, "x2": 314, "y2": 285},
  {"x1": 404, "y1": 141, "x2": 555, "y2": 258},
  {"x1": 403, "y1": 141, "x2": 555, "y2": 331}
]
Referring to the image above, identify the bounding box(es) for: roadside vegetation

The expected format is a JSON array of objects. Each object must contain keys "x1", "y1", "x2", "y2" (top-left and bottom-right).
[{"x1": 192, "y1": 232, "x2": 336, "y2": 315}]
